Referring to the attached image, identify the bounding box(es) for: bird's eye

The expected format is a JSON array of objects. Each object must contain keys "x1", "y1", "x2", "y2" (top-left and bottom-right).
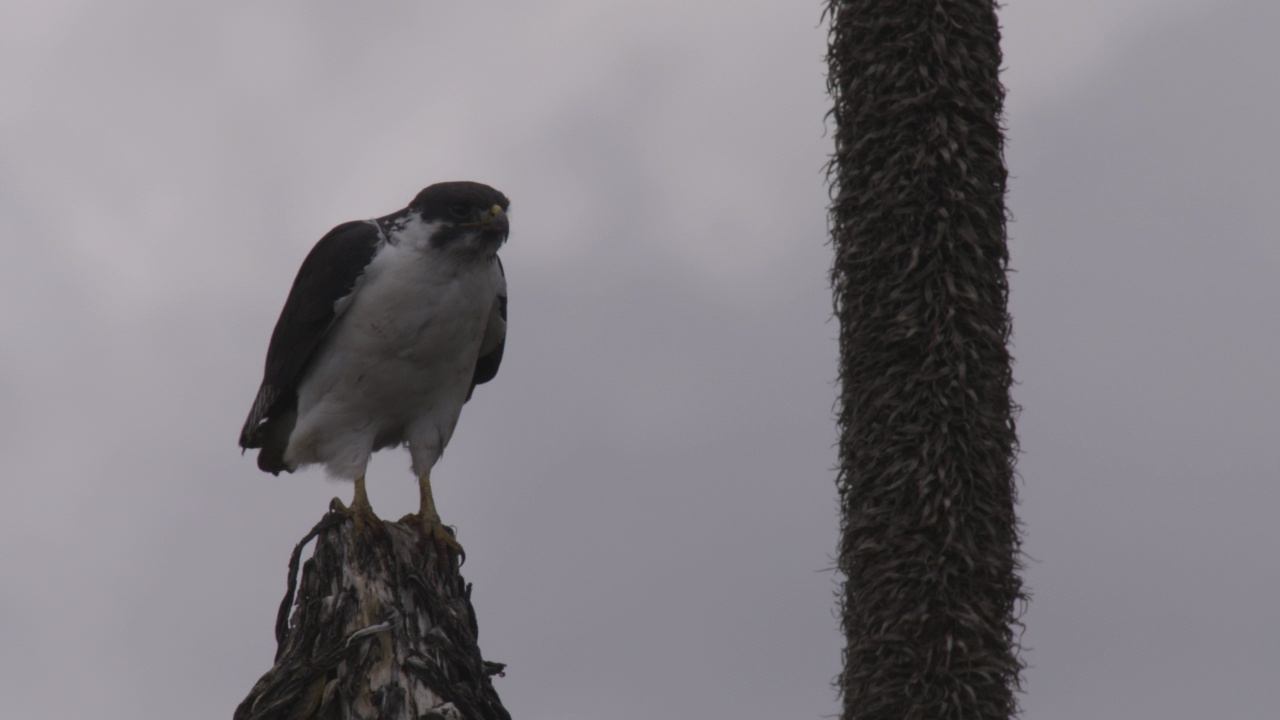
[{"x1": 448, "y1": 203, "x2": 471, "y2": 220}]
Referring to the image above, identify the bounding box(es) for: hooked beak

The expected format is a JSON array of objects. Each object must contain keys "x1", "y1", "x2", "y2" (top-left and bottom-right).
[
  {"x1": 475, "y1": 204, "x2": 508, "y2": 245},
  {"x1": 483, "y1": 205, "x2": 508, "y2": 236}
]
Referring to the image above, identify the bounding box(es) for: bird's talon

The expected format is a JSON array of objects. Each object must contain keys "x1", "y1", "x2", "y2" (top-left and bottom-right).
[{"x1": 412, "y1": 514, "x2": 464, "y2": 566}]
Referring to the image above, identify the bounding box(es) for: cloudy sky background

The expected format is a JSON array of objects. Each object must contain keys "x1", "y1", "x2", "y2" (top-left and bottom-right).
[{"x1": 1, "y1": 1, "x2": 1275, "y2": 718}]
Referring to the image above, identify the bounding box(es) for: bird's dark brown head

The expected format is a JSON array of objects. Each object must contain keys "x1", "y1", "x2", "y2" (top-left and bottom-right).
[{"x1": 410, "y1": 181, "x2": 510, "y2": 254}]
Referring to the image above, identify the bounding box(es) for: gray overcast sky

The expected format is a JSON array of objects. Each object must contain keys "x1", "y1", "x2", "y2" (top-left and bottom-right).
[{"x1": 1, "y1": 1, "x2": 1274, "y2": 718}]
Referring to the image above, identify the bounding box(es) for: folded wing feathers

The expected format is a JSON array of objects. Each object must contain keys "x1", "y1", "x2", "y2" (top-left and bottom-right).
[{"x1": 239, "y1": 384, "x2": 278, "y2": 448}]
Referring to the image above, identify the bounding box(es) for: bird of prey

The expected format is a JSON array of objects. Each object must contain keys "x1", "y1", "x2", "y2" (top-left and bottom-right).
[{"x1": 239, "y1": 181, "x2": 509, "y2": 555}]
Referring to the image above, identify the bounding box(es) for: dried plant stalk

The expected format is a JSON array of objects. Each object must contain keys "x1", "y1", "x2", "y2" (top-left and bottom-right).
[{"x1": 236, "y1": 509, "x2": 509, "y2": 720}]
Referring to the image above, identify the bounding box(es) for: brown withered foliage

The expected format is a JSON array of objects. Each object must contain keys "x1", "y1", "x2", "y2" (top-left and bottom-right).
[
  {"x1": 235, "y1": 510, "x2": 509, "y2": 720},
  {"x1": 825, "y1": 2, "x2": 1026, "y2": 719}
]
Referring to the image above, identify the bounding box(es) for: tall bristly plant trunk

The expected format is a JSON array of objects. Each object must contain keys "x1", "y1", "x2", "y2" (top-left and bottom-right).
[{"x1": 825, "y1": 2, "x2": 1024, "y2": 719}]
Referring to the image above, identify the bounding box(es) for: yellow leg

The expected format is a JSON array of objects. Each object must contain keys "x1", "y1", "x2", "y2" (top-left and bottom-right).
[
  {"x1": 333, "y1": 475, "x2": 381, "y2": 535},
  {"x1": 418, "y1": 469, "x2": 439, "y2": 523},
  {"x1": 351, "y1": 475, "x2": 373, "y2": 514},
  {"x1": 415, "y1": 469, "x2": 463, "y2": 561}
]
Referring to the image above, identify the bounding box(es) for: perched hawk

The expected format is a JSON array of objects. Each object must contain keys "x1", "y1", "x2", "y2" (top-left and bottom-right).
[{"x1": 239, "y1": 181, "x2": 509, "y2": 554}]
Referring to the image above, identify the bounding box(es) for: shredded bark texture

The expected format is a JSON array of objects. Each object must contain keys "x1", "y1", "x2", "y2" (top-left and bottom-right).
[
  {"x1": 825, "y1": 1, "x2": 1026, "y2": 718},
  {"x1": 235, "y1": 508, "x2": 510, "y2": 720}
]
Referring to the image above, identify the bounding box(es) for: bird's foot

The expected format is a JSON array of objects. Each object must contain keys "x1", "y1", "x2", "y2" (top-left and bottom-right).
[
  {"x1": 405, "y1": 469, "x2": 463, "y2": 566},
  {"x1": 331, "y1": 476, "x2": 383, "y2": 537},
  {"x1": 401, "y1": 510, "x2": 464, "y2": 566}
]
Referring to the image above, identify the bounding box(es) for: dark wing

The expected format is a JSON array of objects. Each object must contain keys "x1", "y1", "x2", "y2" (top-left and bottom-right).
[
  {"x1": 239, "y1": 220, "x2": 383, "y2": 470},
  {"x1": 467, "y1": 256, "x2": 507, "y2": 401}
]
